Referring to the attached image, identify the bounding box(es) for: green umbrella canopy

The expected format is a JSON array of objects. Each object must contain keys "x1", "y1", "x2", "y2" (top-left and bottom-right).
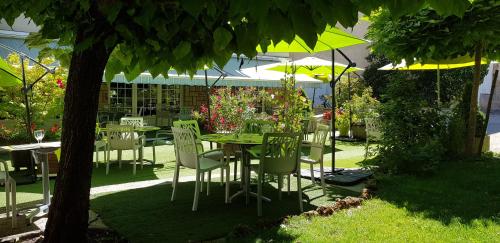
[
  {"x1": 257, "y1": 26, "x2": 367, "y2": 53},
  {"x1": 0, "y1": 57, "x2": 22, "y2": 87},
  {"x1": 267, "y1": 57, "x2": 362, "y2": 80}
]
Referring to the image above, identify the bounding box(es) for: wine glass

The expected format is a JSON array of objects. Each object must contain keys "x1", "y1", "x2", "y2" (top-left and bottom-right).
[{"x1": 34, "y1": 129, "x2": 45, "y2": 143}]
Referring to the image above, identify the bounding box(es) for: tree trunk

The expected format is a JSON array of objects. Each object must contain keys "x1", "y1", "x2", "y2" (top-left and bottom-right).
[
  {"x1": 465, "y1": 44, "x2": 483, "y2": 156},
  {"x1": 43, "y1": 29, "x2": 113, "y2": 242}
]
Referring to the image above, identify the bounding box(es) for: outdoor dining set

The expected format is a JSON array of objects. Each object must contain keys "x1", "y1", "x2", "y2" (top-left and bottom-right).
[
  {"x1": 0, "y1": 116, "x2": 331, "y2": 227},
  {"x1": 169, "y1": 119, "x2": 330, "y2": 216}
]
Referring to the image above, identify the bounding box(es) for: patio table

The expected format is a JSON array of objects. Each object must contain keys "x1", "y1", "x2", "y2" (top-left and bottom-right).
[
  {"x1": 0, "y1": 141, "x2": 61, "y2": 223},
  {"x1": 200, "y1": 133, "x2": 271, "y2": 204}
]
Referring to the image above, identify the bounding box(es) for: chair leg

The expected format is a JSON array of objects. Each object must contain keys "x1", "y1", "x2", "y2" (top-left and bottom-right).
[
  {"x1": 310, "y1": 163, "x2": 315, "y2": 184},
  {"x1": 225, "y1": 164, "x2": 230, "y2": 203},
  {"x1": 106, "y1": 149, "x2": 111, "y2": 175},
  {"x1": 193, "y1": 172, "x2": 201, "y2": 211},
  {"x1": 152, "y1": 143, "x2": 156, "y2": 165},
  {"x1": 220, "y1": 166, "x2": 224, "y2": 186},
  {"x1": 132, "y1": 149, "x2": 137, "y2": 175},
  {"x1": 319, "y1": 160, "x2": 326, "y2": 195},
  {"x1": 207, "y1": 170, "x2": 211, "y2": 196},
  {"x1": 257, "y1": 171, "x2": 263, "y2": 216},
  {"x1": 200, "y1": 172, "x2": 204, "y2": 193},
  {"x1": 278, "y1": 175, "x2": 283, "y2": 200},
  {"x1": 233, "y1": 157, "x2": 238, "y2": 181},
  {"x1": 5, "y1": 179, "x2": 10, "y2": 218},
  {"x1": 171, "y1": 163, "x2": 180, "y2": 201},
  {"x1": 118, "y1": 150, "x2": 122, "y2": 168},
  {"x1": 297, "y1": 172, "x2": 303, "y2": 212},
  {"x1": 140, "y1": 148, "x2": 144, "y2": 170},
  {"x1": 10, "y1": 179, "x2": 16, "y2": 228},
  {"x1": 287, "y1": 174, "x2": 291, "y2": 195},
  {"x1": 95, "y1": 147, "x2": 99, "y2": 168}
]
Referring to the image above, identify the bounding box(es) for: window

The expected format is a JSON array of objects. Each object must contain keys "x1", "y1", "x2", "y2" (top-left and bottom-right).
[
  {"x1": 109, "y1": 82, "x2": 133, "y2": 114},
  {"x1": 137, "y1": 83, "x2": 157, "y2": 116},
  {"x1": 161, "y1": 85, "x2": 181, "y2": 111}
]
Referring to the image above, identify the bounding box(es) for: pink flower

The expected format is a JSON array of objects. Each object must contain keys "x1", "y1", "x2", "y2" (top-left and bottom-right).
[
  {"x1": 200, "y1": 104, "x2": 208, "y2": 114},
  {"x1": 220, "y1": 117, "x2": 225, "y2": 124}
]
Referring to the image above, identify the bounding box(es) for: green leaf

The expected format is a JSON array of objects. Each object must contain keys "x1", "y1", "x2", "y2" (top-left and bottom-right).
[
  {"x1": 385, "y1": 0, "x2": 425, "y2": 18},
  {"x1": 213, "y1": 27, "x2": 233, "y2": 51},
  {"x1": 173, "y1": 41, "x2": 191, "y2": 60},
  {"x1": 289, "y1": 3, "x2": 318, "y2": 49},
  {"x1": 330, "y1": 0, "x2": 358, "y2": 27},
  {"x1": 427, "y1": 0, "x2": 470, "y2": 17},
  {"x1": 181, "y1": 0, "x2": 204, "y2": 18}
]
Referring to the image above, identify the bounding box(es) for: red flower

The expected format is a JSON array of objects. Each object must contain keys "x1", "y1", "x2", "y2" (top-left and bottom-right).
[
  {"x1": 50, "y1": 124, "x2": 59, "y2": 133},
  {"x1": 56, "y1": 78, "x2": 65, "y2": 89},
  {"x1": 220, "y1": 117, "x2": 225, "y2": 124}
]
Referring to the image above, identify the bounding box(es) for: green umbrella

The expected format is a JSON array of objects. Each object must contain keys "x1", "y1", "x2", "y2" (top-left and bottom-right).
[
  {"x1": 258, "y1": 26, "x2": 367, "y2": 172},
  {"x1": 378, "y1": 56, "x2": 489, "y2": 104},
  {"x1": 0, "y1": 57, "x2": 22, "y2": 87},
  {"x1": 267, "y1": 57, "x2": 362, "y2": 81},
  {"x1": 257, "y1": 26, "x2": 367, "y2": 53}
]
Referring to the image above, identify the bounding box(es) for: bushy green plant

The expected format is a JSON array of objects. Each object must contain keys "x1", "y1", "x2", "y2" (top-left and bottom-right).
[
  {"x1": 344, "y1": 87, "x2": 380, "y2": 125},
  {"x1": 373, "y1": 76, "x2": 447, "y2": 174}
]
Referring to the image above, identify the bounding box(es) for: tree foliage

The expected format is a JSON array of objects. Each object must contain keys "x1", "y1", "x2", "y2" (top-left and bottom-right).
[
  {"x1": 1, "y1": 0, "x2": 472, "y2": 79},
  {"x1": 367, "y1": 0, "x2": 500, "y2": 64}
]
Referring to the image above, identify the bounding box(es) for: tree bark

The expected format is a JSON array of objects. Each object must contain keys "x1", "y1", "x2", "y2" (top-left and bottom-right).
[
  {"x1": 465, "y1": 43, "x2": 483, "y2": 156},
  {"x1": 43, "y1": 28, "x2": 113, "y2": 242}
]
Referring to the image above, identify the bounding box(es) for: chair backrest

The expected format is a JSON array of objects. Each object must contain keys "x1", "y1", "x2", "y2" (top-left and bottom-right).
[
  {"x1": 307, "y1": 118, "x2": 318, "y2": 133},
  {"x1": 106, "y1": 125, "x2": 136, "y2": 150},
  {"x1": 120, "y1": 117, "x2": 144, "y2": 127},
  {"x1": 259, "y1": 133, "x2": 301, "y2": 174},
  {"x1": 173, "y1": 120, "x2": 201, "y2": 139},
  {"x1": 309, "y1": 124, "x2": 329, "y2": 161},
  {"x1": 243, "y1": 120, "x2": 275, "y2": 134},
  {"x1": 172, "y1": 127, "x2": 199, "y2": 169},
  {"x1": 0, "y1": 161, "x2": 9, "y2": 181},
  {"x1": 365, "y1": 118, "x2": 383, "y2": 140}
]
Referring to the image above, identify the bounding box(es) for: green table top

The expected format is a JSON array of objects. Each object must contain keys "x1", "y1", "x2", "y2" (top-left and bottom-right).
[{"x1": 200, "y1": 133, "x2": 263, "y2": 145}]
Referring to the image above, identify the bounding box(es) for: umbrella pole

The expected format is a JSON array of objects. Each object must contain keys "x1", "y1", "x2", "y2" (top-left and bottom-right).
[
  {"x1": 331, "y1": 49, "x2": 336, "y2": 172},
  {"x1": 312, "y1": 88, "x2": 316, "y2": 108},
  {"x1": 20, "y1": 55, "x2": 32, "y2": 142},
  {"x1": 348, "y1": 72, "x2": 352, "y2": 138}
]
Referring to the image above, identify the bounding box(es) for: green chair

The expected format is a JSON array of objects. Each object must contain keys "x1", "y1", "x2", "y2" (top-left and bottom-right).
[
  {"x1": 365, "y1": 118, "x2": 383, "y2": 159},
  {"x1": 173, "y1": 120, "x2": 225, "y2": 188},
  {"x1": 171, "y1": 127, "x2": 230, "y2": 211},
  {"x1": 1, "y1": 160, "x2": 17, "y2": 228},
  {"x1": 250, "y1": 132, "x2": 303, "y2": 216},
  {"x1": 299, "y1": 124, "x2": 329, "y2": 195}
]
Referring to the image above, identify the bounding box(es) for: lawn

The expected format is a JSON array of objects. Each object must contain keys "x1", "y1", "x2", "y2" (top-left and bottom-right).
[
  {"x1": 240, "y1": 157, "x2": 500, "y2": 242},
  {"x1": 0, "y1": 139, "x2": 366, "y2": 211}
]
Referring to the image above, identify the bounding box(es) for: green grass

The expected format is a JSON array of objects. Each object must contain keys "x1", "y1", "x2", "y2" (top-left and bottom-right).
[
  {"x1": 240, "y1": 157, "x2": 500, "y2": 242},
  {"x1": 0, "y1": 140, "x2": 366, "y2": 210}
]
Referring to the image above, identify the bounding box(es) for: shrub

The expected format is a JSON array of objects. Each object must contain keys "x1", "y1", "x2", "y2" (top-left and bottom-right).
[{"x1": 373, "y1": 75, "x2": 447, "y2": 174}]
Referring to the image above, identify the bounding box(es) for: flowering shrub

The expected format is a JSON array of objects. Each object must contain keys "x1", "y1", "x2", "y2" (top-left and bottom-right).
[
  {"x1": 194, "y1": 76, "x2": 312, "y2": 133},
  {"x1": 0, "y1": 53, "x2": 67, "y2": 143},
  {"x1": 269, "y1": 76, "x2": 311, "y2": 132},
  {"x1": 194, "y1": 87, "x2": 266, "y2": 132}
]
